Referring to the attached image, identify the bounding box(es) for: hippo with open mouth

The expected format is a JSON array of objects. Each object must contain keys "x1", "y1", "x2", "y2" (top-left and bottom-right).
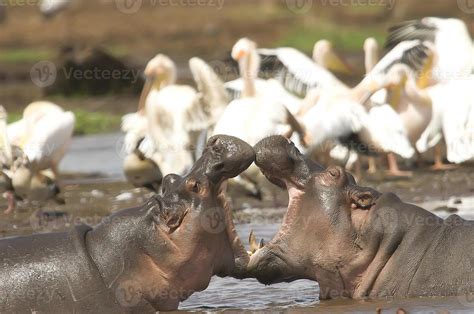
[
  {"x1": 249, "y1": 135, "x2": 474, "y2": 299},
  {"x1": 0, "y1": 135, "x2": 253, "y2": 313}
]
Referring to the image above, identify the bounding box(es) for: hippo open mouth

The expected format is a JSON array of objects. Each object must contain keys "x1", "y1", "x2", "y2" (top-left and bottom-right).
[
  {"x1": 84, "y1": 135, "x2": 256, "y2": 311},
  {"x1": 249, "y1": 136, "x2": 381, "y2": 287}
]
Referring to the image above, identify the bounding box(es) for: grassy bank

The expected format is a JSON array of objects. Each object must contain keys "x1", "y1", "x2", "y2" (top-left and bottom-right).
[{"x1": 8, "y1": 109, "x2": 122, "y2": 136}]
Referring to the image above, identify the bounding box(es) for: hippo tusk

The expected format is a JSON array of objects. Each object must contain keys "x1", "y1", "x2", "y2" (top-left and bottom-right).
[
  {"x1": 248, "y1": 230, "x2": 266, "y2": 256},
  {"x1": 249, "y1": 230, "x2": 258, "y2": 254}
]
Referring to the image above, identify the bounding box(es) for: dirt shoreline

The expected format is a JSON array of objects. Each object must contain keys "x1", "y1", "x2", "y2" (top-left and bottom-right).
[{"x1": 1, "y1": 164, "x2": 473, "y2": 239}]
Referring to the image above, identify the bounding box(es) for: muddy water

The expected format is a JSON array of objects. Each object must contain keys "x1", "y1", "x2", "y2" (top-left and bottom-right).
[
  {"x1": 181, "y1": 222, "x2": 474, "y2": 313},
  {"x1": 2, "y1": 134, "x2": 474, "y2": 312}
]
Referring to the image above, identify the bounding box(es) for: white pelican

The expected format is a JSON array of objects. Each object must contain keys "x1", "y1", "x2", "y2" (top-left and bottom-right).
[
  {"x1": 124, "y1": 54, "x2": 229, "y2": 179},
  {"x1": 385, "y1": 17, "x2": 472, "y2": 85},
  {"x1": 356, "y1": 39, "x2": 436, "y2": 174},
  {"x1": 213, "y1": 38, "x2": 307, "y2": 146},
  {"x1": 1, "y1": 104, "x2": 67, "y2": 213},
  {"x1": 339, "y1": 38, "x2": 415, "y2": 176},
  {"x1": 417, "y1": 75, "x2": 474, "y2": 165},
  {"x1": 8, "y1": 101, "x2": 75, "y2": 179}
]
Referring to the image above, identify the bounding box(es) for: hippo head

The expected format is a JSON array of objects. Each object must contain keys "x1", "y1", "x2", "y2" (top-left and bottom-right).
[
  {"x1": 86, "y1": 135, "x2": 254, "y2": 311},
  {"x1": 249, "y1": 136, "x2": 381, "y2": 298}
]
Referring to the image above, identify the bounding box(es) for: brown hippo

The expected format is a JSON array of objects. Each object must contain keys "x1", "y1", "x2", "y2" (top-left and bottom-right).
[
  {"x1": 249, "y1": 135, "x2": 474, "y2": 300},
  {"x1": 0, "y1": 135, "x2": 253, "y2": 313}
]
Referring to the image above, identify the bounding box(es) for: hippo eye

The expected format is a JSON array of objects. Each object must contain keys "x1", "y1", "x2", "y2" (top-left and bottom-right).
[{"x1": 187, "y1": 179, "x2": 201, "y2": 194}]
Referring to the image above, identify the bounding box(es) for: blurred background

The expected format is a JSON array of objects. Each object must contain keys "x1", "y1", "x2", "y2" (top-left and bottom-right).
[{"x1": 1, "y1": 0, "x2": 472, "y2": 135}]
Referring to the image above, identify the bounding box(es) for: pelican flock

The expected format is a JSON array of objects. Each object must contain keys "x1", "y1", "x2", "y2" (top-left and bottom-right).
[
  {"x1": 117, "y1": 16, "x2": 473, "y2": 193},
  {"x1": 2, "y1": 16, "x2": 473, "y2": 210}
]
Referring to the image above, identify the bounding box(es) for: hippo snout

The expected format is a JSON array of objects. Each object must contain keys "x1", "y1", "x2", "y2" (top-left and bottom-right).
[
  {"x1": 248, "y1": 246, "x2": 296, "y2": 285},
  {"x1": 205, "y1": 135, "x2": 255, "y2": 180}
]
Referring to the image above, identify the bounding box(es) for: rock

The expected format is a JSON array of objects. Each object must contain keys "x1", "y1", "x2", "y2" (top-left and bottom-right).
[
  {"x1": 90, "y1": 189, "x2": 105, "y2": 198},
  {"x1": 115, "y1": 192, "x2": 133, "y2": 202},
  {"x1": 433, "y1": 206, "x2": 458, "y2": 213}
]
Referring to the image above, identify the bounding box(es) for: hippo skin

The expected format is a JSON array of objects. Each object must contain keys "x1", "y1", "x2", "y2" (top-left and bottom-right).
[
  {"x1": 249, "y1": 135, "x2": 474, "y2": 300},
  {"x1": 0, "y1": 135, "x2": 254, "y2": 313}
]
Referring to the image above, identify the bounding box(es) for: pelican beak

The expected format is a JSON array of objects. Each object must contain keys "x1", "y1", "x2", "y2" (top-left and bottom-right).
[
  {"x1": 325, "y1": 51, "x2": 352, "y2": 75},
  {"x1": 138, "y1": 77, "x2": 153, "y2": 113},
  {"x1": 232, "y1": 49, "x2": 246, "y2": 61}
]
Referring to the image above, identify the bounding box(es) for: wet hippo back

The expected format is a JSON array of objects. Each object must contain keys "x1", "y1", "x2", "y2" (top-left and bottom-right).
[
  {"x1": 408, "y1": 215, "x2": 474, "y2": 296},
  {"x1": 369, "y1": 194, "x2": 474, "y2": 298},
  {"x1": 0, "y1": 225, "x2": 122, "y2": 313}
]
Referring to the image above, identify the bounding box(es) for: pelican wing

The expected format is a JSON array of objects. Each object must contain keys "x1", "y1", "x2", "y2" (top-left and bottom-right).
[
  {"x1": 189, "y1": 57, "x2": 229, "y2": 127},
  {"x1": 258, "y1": 48, "x2": 344, "y2": 97},
  {"x1": 385, "y1": 19, "x2": 437, "y2": 51},
  {"x1": 371, "y1": 40, "x2": 432, "y2": 76},
  {"x1": 367, "y1": 104, "x2": 415, "y2": 158},
  {"x1": 224, "y1": 78, "x2": 303, "y2": 114},
  {"x1": 439, "y1": 79, "x2": 474, "y2": 163},
  {"x1": 23, "y1": 111, "x2": 75, "y2": 169},
  {"x1": 302, "y1": 95, "x2": 369, "y2": 149}
]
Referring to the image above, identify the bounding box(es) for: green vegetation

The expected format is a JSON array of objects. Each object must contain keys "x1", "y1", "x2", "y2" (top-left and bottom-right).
[
  {"x1": 278, "y1": 22, "x2": 387, "y2": 53},
  {"x1": 6, "y1": 112, "x2": 22, "y2": 124},
  {"x1": 7, "y1": 110, "x2": 122, "y2": 136},
  {"x1": 71, "y1": 110, "x2": 122, "y2": 135},
  {"x1": 0, "y1": 49, "x2": 55, "y2": 63}
]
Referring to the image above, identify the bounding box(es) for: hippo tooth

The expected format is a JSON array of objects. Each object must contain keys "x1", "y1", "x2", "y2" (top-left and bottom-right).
[{"x1": 249, "y1": 230, "x2": 259, "y2": 253}]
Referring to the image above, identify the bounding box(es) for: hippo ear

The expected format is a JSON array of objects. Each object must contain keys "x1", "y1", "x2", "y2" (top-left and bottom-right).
[{"x1": 350, "y1": 188, "x2": 381, "y2": 210}]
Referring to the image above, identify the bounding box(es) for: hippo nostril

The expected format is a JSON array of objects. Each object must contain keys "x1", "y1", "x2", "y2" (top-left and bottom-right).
[{"x1": 213, "y1": 162, "x2": 225, "y2": 172}]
